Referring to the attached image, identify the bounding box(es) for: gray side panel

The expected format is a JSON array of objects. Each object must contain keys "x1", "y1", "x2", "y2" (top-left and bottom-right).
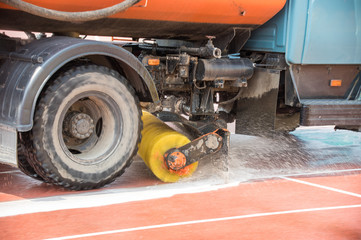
[
  {"x1": 0, "y1": 124, "x2": 17, "y2": 166},
  {"x1": 290, "y1": 65, "x2": 360, "y2": 99}
]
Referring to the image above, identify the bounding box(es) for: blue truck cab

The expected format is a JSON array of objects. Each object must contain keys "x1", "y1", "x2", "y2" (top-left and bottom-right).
[{"x1": 239, "y1": 0, "x2": 361, "y2": 130}]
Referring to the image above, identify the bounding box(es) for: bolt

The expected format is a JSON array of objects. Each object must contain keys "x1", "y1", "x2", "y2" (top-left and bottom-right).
[{"x1": 68, "y1": 113, "x2": 95, "y2": 139}]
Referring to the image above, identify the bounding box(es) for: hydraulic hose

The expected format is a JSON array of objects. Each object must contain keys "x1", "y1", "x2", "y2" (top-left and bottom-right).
[
  {"x1": 0, "y1": 0, "x2": 141, "y2": 22},
  {"x1": 217, "y1": 88, "x2": 242, "y2": 105}
]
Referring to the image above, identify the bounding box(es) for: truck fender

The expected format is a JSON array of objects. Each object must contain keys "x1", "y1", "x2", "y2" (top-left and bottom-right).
[{"x1": 0, "y1": 36, "x2": 159, "y2": 132}]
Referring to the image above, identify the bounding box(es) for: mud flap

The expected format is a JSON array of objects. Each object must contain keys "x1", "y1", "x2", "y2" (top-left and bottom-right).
[
  {"x1": 0, "y1": 124, "x2": 17, "y2": 166},
  {"x1": 235, "y1": 68, "x2": 280, "y2": 136}
]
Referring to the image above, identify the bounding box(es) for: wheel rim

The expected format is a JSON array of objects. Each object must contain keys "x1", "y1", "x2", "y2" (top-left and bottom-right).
[{"x1": 59, "y1": 91, "x2": 123, "y2": 165}]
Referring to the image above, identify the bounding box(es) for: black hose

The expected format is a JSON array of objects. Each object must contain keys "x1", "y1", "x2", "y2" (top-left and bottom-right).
[
  {"x1": 217, "y1": 88, "x2": 242, "y2": 105},
  {"x1": 0, "y1": 0, "x2": 141, "y2": 22}
]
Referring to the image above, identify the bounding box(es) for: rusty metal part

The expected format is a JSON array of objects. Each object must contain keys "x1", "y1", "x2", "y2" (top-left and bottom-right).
[
  {"x1": 164, "y1": 128, "x2": 230, "y2": 171},
  {"x1": 164, "y1": 151, "x2": 187, "y2": 171},
  {"x1": 180, "y1": 38, "x2": 221, "y2": 59}
]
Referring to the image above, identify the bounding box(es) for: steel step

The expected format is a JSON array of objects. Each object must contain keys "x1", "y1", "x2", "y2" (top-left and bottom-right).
[{"x1": 300, "y1": 99, "x2": 361, "y2": 126}]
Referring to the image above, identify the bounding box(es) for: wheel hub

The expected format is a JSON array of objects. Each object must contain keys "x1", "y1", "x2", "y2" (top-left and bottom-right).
[
  {"x1": 165, "y1": 151, "x2": 187, "y2": 171},
  {"x1": 68, "y1": 113, "x2": 95, "y2": 139}
]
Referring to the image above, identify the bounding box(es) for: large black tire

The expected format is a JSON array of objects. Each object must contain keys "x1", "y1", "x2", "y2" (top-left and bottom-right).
[
  {"x1": 17, "y1": 132, "x2": 44, "y2": 181},
  {"x1": 26, "y1": 65, "x2": 142, "y2": 190}
]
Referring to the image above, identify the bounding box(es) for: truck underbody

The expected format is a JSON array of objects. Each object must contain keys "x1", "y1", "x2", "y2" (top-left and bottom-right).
[{"x1": 0, "y1": 0, "x2": 360, "y2": 189}]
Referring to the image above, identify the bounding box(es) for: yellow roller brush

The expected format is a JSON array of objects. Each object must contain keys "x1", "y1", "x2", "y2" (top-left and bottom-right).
[{"x1": 138, "y1": 111, "x2": 198, "y2": 182}]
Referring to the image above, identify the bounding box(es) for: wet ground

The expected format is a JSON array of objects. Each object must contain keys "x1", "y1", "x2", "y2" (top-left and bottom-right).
[
  {"x1": 0, "y1": 126, "x2": 360, "y2": 239},
  {"x1": 165, "y1": 125, "x2": 361, "y2": 186}
]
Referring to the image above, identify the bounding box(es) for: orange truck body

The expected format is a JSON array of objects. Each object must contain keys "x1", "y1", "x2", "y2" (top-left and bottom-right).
[{"x1": 0, "y1": 0, "x2": 286, "y2": 39}]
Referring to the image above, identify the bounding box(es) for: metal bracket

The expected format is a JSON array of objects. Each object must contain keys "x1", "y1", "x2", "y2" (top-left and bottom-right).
[
  {"x1": 0, "y1": 51, "x2": 43, "y2": 64},
  {"x1": 164, "y1": 128, "x2": 230, "y2": 171}
]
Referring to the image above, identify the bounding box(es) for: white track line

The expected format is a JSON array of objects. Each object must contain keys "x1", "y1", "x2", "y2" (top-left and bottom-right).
[
  {"x1": 0, "y1": 182, "x2": 240, "y2": 218},
  {"x1": 281, "y1": 177, "x2": 361, "y2": 198},
  {"x1": 281, "y1": 168, "x2": 361, "y2": 177},
  {"x1": 0, "y1": 168, "x2": 360, "y2": 218},
  {"x1": 44, "y1": 204, "x2": 361, "y2": 240}
]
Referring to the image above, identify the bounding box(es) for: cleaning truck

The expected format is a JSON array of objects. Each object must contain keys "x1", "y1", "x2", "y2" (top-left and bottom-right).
[{"x1": 0, "y1": 0, "x2": 360, "y2": 189}]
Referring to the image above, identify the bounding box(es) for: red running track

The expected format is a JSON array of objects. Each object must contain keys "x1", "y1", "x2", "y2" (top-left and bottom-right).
[{"x1": 0, "y1": 164, "x2": 360, "y2": 240}]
